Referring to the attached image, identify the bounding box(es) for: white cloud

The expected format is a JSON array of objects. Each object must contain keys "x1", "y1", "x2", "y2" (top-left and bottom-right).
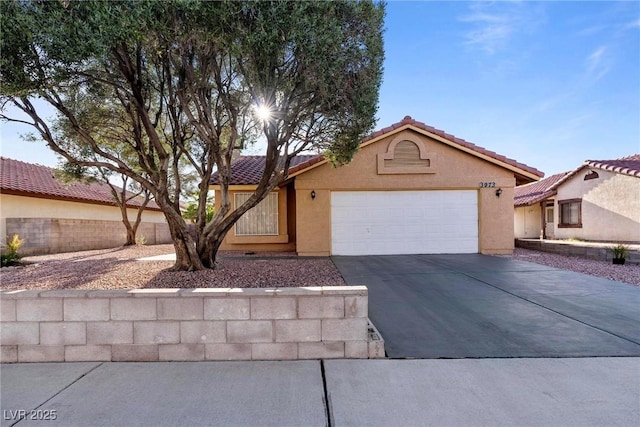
[
  {"x1": 624, "y1": 18, "x2": 640, "y2": 30},
  {"x1": 585, "y1": 46, "x2": 611, "y2": 82},
  {"x1": 459, "y1": 2, "x2": 545, "y2": 55}
]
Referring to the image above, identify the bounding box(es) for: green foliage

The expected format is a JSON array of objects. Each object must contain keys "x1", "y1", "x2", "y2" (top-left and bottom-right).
[
  {"x1": 0, "y1": 0, "x2": 385, "y2": 270},
  {"x1": 53, "y1": 163, "x2": 98, "y2": 185},
  {"x1": 611, "y1": 243, "x2": 629, "y2": 260},
  {"x1": 184, "y1": 203, "x2": 215, "y2": 224},
  {"x1": 1, "y1": 234, "x2": 24, "y2": 267},
  {"x1": 183, "y1": 192, "x2": 215, "y2": 224}
]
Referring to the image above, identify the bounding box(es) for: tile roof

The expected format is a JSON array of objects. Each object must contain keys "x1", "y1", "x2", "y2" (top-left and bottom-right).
[
  {"x1": 514, "y1": 172, "x2": 569, "y2": 207},
  {"x1": 514, "y1": 154, "x2": 640, "y2": 207},
  {"x1": 583, "y1": 154, "x2": 640, "y2": 177},
  {"x1": 0, "y1": 157, "x2": 161, "y2": 210},
  {"x1": 547, "y1": 153, "x2": 640, "y2": 192},
  {"x1": 211, "y1": 116, "x2": 544, "y2": 185},
  {"x1": 210, "y1": 155, "x2": 319, "y2": 185},
  {"x1": 360, "y1": 116, "x2": 544, "y2": 178}
]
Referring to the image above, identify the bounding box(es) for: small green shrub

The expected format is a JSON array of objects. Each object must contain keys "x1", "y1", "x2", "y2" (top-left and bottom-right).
[
  {"x1": 1, "y1": 234, "x2": 24, "y2": 267},
  {"x1": 135, "y1": 235, "x2": 147, "y2": 245},
  {"x1": 611, "y1": 243, "x2": 629, "y2": 260}
]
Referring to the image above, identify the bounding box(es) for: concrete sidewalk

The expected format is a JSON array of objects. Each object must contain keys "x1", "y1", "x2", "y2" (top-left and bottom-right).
[{"x1": 2, "y1": 358, "x2": 638, "y2": 427}]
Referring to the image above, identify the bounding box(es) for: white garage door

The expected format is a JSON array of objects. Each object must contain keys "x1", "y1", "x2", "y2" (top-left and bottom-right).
[{"x1": 331, "y1": 191, "x2": 478, "y2": 255}]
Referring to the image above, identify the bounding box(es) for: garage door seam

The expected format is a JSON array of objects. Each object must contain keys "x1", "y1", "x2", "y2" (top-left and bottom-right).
[{"x1": 461, "y1": 272, "x2": 640, "y2": 347}]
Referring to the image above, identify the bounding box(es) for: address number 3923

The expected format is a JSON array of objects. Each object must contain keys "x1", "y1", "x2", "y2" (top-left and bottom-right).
[{"x1": 479, "y1": 182, "x2": 496, "y2": 188}]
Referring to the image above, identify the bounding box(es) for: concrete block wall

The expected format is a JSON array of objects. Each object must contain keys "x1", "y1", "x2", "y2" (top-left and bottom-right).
[
  {"x1": 5, "y1": 218, "x2": 171, "y2": 255},
  {"x1": 0, "y1": 286, "x2": 378, "y2": 362},
  {"x1": 515, "y1": 239, "x2": 640, "y2": 265}
]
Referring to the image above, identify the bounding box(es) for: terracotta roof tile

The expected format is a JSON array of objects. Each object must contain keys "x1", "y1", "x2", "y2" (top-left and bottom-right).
[
  {"x1": 0, "y1": 157, "x2": 160, "y2": 210},
  {"x1": 545, "y1": 153, "x2": 640, "y2": 191},
  {"x1": 210, "y1": 155, "x2": 319, "y2": 185},
  {"x1": 211, "y1": 116, "x2": 544, "y2": 185},
  {"x1": 584, "y1": 154, "x2": 640, "y2": 177},
  {"x1": 514, "y1": 172, "x2": 570, "y2": 207}
]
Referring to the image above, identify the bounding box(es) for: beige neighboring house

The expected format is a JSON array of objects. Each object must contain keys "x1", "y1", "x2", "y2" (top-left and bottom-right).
[
  {"x1": 210, "y1": 116, "x2": 543, "y2": 256},
  {"x1": 514, "y1": 172, "x2": 570, "y2": 240},
  {"x1": 514, "y1": 154, "x2": 640, "y2": 243},
  {"x1": 0, "y1": 157, "x2": 171, "y2": 255}
]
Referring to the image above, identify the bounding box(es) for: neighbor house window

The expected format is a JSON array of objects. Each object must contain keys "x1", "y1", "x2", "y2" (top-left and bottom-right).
[
  {"x1": 558, "y1": 199, "x2": 581, "y2": 228},
  {"x1": 546, "y1": 207, "x2": 554, "y2": 223},
  {"x1": 235, "y1": 192, "x2": 278, "y2": 235}
]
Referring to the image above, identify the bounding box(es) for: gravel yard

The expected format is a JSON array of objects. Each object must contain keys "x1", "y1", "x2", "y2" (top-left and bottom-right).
[
  {"x1": 0, "y1": 245, "x2": 345, "y2": 291},
  {"x1": 511, "y1": 248, "x2": 640, "y2": 287},
  {"x1": 1, "y1": 245, "x2": 638, "y2": 290}
]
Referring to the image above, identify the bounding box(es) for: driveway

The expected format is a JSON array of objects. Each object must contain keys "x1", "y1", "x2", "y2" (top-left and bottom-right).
[{"x1": 332, "y1": 254, "x2": 640, "y2": 358}]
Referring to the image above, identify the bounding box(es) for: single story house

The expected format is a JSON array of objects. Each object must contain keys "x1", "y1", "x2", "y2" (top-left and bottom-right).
[
  {"x1": 210, "y1": 116, "x2": 543, "y2": 256},
  {"x1": 514, "y1": 154, "x2": 640, "y2": 242},
  {"x1": 514, "y1": 172, "x2": 570, "y2": 240},
  {"x1": 0, "y1": 157, "x2": 170, "y2": 255}
]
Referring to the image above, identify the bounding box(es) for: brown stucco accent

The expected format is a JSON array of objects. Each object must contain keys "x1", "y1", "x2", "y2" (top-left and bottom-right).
[{"x1": 377, "y1": 133, "x2": 436, "y2": 175}]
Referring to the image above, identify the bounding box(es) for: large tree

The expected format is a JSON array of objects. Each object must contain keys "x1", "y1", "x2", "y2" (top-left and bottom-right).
[{"x1": 0, "y1": 0, "x2": 384, "y2": 270}]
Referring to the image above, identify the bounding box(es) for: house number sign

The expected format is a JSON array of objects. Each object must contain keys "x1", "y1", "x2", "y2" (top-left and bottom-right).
[{"x1": 479, "y1": 182, "x2": 496, "y2": 188}]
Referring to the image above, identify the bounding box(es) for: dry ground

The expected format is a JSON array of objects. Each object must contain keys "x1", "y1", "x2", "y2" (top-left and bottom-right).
[
  {"x1": 1, "y1": 245, "x2": 638, "y2": 290},
  {"x1": 512, "y1": 247, "x2": 640, "y2": 286},
  {"x1": 0, "y1": 245, "x2": 345, "y2": 291}
]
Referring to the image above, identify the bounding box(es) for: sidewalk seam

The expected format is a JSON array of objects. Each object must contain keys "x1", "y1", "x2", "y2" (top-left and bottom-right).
[
  {"x1": 320, "y1": 360, "x2": 333, "y2": 427},
  {"x1": 10, "y1": 362, "x2": 105, "y2": 427}
]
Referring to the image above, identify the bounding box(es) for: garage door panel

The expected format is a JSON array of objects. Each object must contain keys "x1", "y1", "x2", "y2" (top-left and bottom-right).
[{"x1": 331, "y1": 191, "x2": 478, "y2": 255}]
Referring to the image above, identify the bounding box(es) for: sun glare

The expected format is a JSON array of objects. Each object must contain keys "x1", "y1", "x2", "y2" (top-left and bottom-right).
[{"x1": 256, "y1": 104, "x2": 272, "y2": 122}]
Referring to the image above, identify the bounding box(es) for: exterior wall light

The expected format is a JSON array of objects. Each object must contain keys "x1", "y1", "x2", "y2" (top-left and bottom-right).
[
  {"x1": 495, "y1": 188, "x2": 503, "y2": 197},
  {"x1": 311, "y1": 190, "x2": 316, "y2": 200}
]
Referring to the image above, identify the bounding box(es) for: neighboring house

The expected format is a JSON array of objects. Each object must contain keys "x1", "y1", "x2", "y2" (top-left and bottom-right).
[
  {"x1": 0, "y1": 157, "x2": 171, "y2": 255},
  {"x1": 514, "y1": 172, "x2": 570, "y2": 239},
  {"x1": 210, "y1": 116, "x2": 543, "y2": 256},
  {"x1": 514, "y1": 154, "x2": 640, "y2": 242}
]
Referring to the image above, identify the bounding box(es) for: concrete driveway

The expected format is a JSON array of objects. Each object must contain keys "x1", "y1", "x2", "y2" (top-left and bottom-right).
[{"x1": 332, "y1": 254, "x2": 640, "y2": 358}]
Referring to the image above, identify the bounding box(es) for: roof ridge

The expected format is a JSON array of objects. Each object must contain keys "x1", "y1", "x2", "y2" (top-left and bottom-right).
[
  {"x1": 360, "y1": 116, "x2": 544, "y2": 178},
  {"x1": 515, "y1": 171, "x2": 569, "y2": 189},
  {"x1": 1, "y1": 156, "x2": 54, "y2": 170},
  {"x1": 212, "y1": 116, "x2": 545, "y2": 185}
]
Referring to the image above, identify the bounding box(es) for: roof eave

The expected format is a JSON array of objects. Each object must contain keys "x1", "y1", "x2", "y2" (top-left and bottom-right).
[
  {"x1": 289, "y1": 123, "x2": 543, "y2": 182},
  {"x1": 514, "y1": 190, "x2": 557, "y2": 207},
  {"x1": 0, "y1": 188, "x2": 163, "y2": 211}
]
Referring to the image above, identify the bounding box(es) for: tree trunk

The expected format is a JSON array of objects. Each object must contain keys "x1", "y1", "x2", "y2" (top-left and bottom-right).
[
  {"x1": 118, "y1": 202, "x2": 137, "y2": 246},
  {"x1": 124, "y1": 226, "x2": 136, "y2": 246},
  {"x1": 161, "y1": 203, "x2": 205, "y2": 271},
  {"x1": 197, "y1": 232, "x2": 225, "y2": 269}
]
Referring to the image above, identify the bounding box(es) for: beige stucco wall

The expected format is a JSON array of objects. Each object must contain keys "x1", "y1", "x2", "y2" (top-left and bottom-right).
[
  {"x1": 294, "y1": 129, "x2": 517, "y2": 255},
  {"x1": 0, "y1": 194, "x2": 167, "y2": 242},
  {"x1": 514, "y1": 204, "x2": 542, "y2": 239},
  {"x1": 554, "y1": 169, "x2": 640, "y2": 242}
]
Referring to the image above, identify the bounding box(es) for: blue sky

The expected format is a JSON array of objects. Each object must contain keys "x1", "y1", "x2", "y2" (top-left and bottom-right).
[{"x1": 1, "y1": 1, "x2": 639, "y2": 176}]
